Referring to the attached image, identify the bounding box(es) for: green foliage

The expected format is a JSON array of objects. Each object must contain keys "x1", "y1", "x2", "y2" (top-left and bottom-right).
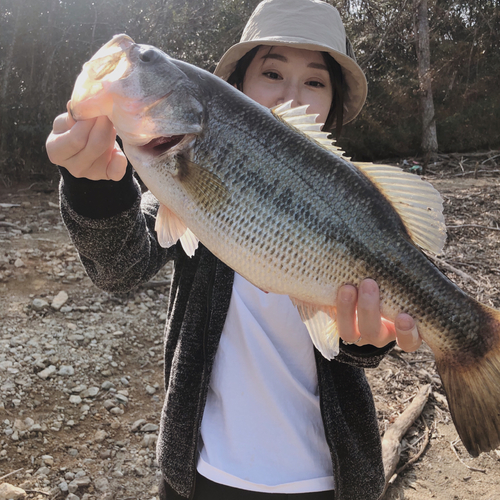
[{"x1": 0, "y1": 0, "x2": 499, "y2": 181}]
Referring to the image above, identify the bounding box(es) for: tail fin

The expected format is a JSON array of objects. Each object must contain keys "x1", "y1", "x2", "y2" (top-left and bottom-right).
[{"x1": 436, "y1": 305, "x2": 500, "y2": 457}]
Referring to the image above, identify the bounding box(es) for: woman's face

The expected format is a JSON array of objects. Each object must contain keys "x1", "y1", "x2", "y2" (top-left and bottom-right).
[{"x1": 241, "y1": 46, "x2": 333, "y2": 125}]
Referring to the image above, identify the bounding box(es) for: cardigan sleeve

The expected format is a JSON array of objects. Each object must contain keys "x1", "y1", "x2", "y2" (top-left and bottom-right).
[
  {"x1": 59, "y1": 165, "x2": 176, "y2": 293},
  {"x1": 334, "y1": 340, "x2": 396, "y2": 368}
]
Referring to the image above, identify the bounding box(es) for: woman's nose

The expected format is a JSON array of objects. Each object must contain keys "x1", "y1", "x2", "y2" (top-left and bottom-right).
[{"x1": 276, "y1": 85, "x2": 302, "y2": 108}]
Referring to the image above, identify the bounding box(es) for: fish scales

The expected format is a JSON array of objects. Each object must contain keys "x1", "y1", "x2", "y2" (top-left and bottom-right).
[
  {"x1": 173, "y1": 86, "x2": 488, "y2": 367},
  {"x1": 69, "y1": 35, "x2": 500, "y2": 457},
  {"x1": 192, "y1": 96, "x2": 441, "y2": 322},
  {"x1": 190, "y1": 101, "x2": 363, "y2": 301}
]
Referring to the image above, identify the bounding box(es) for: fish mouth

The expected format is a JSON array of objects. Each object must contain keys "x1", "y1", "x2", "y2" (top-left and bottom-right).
[{"x1": 139, "y1": 134, "x2": 188, "y2": 156}]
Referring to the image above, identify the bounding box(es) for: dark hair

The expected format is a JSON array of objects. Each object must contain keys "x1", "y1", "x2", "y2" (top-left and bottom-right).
[{"x1": 227, "y1": 45, "x2": 345, "y2": 138}]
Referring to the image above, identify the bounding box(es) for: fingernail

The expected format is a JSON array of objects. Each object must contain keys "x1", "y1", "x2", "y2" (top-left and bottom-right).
[
  {"x1": 397, "y1": 316, "x2": 414, "y2": 331},
  {"x1": 360, "y1": 279, "x2": 378, "y2": 295},
  {"x1": 403, "y1": 325, "x2": 420, "y2": 345},
  {"x1": 339, "y1": 286, "x2": 355, "y2": 303}
]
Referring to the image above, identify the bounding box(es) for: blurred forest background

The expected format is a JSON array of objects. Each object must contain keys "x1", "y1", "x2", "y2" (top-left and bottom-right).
[{"x1": 0, "y1": 0, "x2": 499, "y2": 182}]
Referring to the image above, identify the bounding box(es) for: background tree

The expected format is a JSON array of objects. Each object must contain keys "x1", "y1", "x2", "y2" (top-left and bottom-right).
[
  {"x1": 337, "y1": 0, "x2": 500, "y2": 160},
  {"x1": 415, "y1": 0, "x2": 438, "y2": 161},
  {"x1": 0, "y1": 0, "x2": 498, "y2": 181}
]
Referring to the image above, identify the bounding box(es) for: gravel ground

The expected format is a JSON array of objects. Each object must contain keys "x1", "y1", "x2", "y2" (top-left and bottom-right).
[
  {"x1": 1, "y1": 183, "x2": 171, "y2": 499},
  {"x1": 1, "y1": 175, "x2": 500, "y2": 500}
]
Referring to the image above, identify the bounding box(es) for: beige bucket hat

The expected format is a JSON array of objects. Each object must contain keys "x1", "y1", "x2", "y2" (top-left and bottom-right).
[{"x1": 214, "y1": 0, "x2": 367, "y2": 123}]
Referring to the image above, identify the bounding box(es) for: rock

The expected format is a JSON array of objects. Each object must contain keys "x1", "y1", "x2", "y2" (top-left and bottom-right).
[
  {"x1": 110, "y1": 407, "x2": 124, "y2": 415},
  {"x1": 66, "y1": 494, "x2": 79, "y2": 500},
  {"x1": 130, "y1": 419, "x2": 147, "y2": 432},
  {"x1": 142, "y1": 434, "x2": 158, "y2": 448},
  {"x1": 14, "y1": 258, "x2": 25, "y2": 268},
  {"x1": 23, "y1": 417, "x2": 34, "y2": 428},
  {"x1": 141, "y1": 423, "x2": 159, "y2": 433},
  {"x1": 59, "y1": 481, "x2": 68, "y2": 492},
  {"x1": 115, "y1": 393, "x2": 128, "y2": 405},
  {"x1": 133, "y1": 465, "x2": 147, "y2": 477},
  {"x1": 68, "y1": 334, "x2": 84, "y2": 342},
  {"x1": 69, "y1": 476, "x2": 91, "y2": 492},
  {"x1": 68, "y1": 481, "x2": 78, "y2": 494},
  {"x1": 101, "y1": 381, "x2": 114, "y2": 390},
  {"x1": 103, "y1": 400, "x2": 115, "y2": 410},
  {"x1": 80, "y1": 387, "x2": 99, "y2": 398},
  {"x1": 94, "y1": 477, "x2": 110, "y2": 492},
  {"x1": 58, "y1": 365, "x2": 74, "y2": 376},
  {"x1": 94, "y1": 429, "x2": 107, "y2": 442},
  {"x1": 13, "y1": 418, "x2": 30, "y2": 431},
  {"x1": 37, "y1": 365, "x2": 57, "y2": 379},
  {"x1": 41, "y1": 454, "x2": 54, "y2": 466},
  {"x1": 145, "y1": 385, "x2": 156, "y2": 395},
  {"x1": 32, "y1": 298, "x2": 49, "y2": 311},
  {"x1": 0, "y1": 482, "x2": 26, "y2": 500},
  {"x1": 35, "y1": 466, "x2": 51, "y2": 476},
  {"x1": 51, "y1": 291, "x2": 68, "y2": 310},
  {"x1": 69, "y1": 395, "x2": 82, "y2": 404},
  {"x1": 50, "y1": 421, "x2": 62, "y2": 432},
  {"x1": 0, "y1": 360, "x2": 13, "y2": 370}
]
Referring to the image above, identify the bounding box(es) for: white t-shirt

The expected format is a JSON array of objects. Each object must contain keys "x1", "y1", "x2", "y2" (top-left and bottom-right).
[{"x1": 198, "y1": 273, "x2": 335, "y2": 493}]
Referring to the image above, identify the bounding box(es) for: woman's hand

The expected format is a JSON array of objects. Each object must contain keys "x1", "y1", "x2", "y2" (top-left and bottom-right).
[
  {"x1": 46, "y1": 102, "x2": 127, "y2": 181},
  {"x1": 337, "y1": 278, "x2": 421, "y2": 352}
]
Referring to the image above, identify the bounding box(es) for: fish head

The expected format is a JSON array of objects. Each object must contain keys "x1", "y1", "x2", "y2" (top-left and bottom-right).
[{"x1": 69, "y1": 34, "x2": 204, "y2": 150}]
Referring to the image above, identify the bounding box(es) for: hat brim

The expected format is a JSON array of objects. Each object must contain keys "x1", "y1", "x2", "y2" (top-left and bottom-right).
[{"x1": 214, "y1": 39, "x2": 367, "y2": 124}]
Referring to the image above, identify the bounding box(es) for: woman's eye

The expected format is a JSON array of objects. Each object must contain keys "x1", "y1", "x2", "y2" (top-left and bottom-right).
[
  {"x1": 263, "y1": 71, "x2": 281, "y2": 80},
  {"x1": 306, "y1": 80, "x2": 325, "y2": 88}
]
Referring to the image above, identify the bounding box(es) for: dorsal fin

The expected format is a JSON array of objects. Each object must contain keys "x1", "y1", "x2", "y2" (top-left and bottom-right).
[
  {"x1": 271, "y1": 101, "x2": 446, "y2": 255},
  {"x1": 352, "y1": 162, "x2": 446, "y2": 254}
]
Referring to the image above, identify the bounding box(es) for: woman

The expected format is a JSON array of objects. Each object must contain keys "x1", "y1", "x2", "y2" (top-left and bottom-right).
[{"x1": 46, "y1": 1, "x2": 421, "y2": 498}]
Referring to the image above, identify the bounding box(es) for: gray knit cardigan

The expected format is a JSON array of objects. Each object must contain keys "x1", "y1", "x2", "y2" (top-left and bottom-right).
[{"x1": 59, "y1": 166, "x2": 391, "y2": 500}]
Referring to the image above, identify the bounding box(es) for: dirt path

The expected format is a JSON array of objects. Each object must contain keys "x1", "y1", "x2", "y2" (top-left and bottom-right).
[{"x1": 1, "y1": 174, "x2": 500, "y2": 499}]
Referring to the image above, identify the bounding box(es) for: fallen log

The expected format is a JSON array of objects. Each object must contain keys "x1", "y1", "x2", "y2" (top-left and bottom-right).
[{"x1": 381, "y1": 384, "x2": 432, "y2": 495}]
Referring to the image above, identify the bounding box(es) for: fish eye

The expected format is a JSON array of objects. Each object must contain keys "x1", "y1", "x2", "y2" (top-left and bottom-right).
[{"x1": 139, "y1": 48, "x2": 159, "y2": 63}]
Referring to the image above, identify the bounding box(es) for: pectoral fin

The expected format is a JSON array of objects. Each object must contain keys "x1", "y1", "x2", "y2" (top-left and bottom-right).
[
  {"x1": 155, "y1": 203, "x2": 199, "y2": 256},
  {"x1": 176, "y1": 157, "x2": 230, "y2": 212},
  {"x1": 291, "y1": 298, "x2": 339, "y2": 359}
]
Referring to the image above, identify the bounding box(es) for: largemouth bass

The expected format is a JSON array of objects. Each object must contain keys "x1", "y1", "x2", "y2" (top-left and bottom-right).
[{"x1": 68, "y1": 34, "x2": 500, "y2": 457}]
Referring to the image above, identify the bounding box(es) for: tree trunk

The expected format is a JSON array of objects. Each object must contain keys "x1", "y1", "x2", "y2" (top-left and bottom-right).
[
  {"x1": 414, "y1": 0, "x2": 438, "y2": 160},
  {"x1": 0, "y1": 2, "x2": 20, "y2": 156}
]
